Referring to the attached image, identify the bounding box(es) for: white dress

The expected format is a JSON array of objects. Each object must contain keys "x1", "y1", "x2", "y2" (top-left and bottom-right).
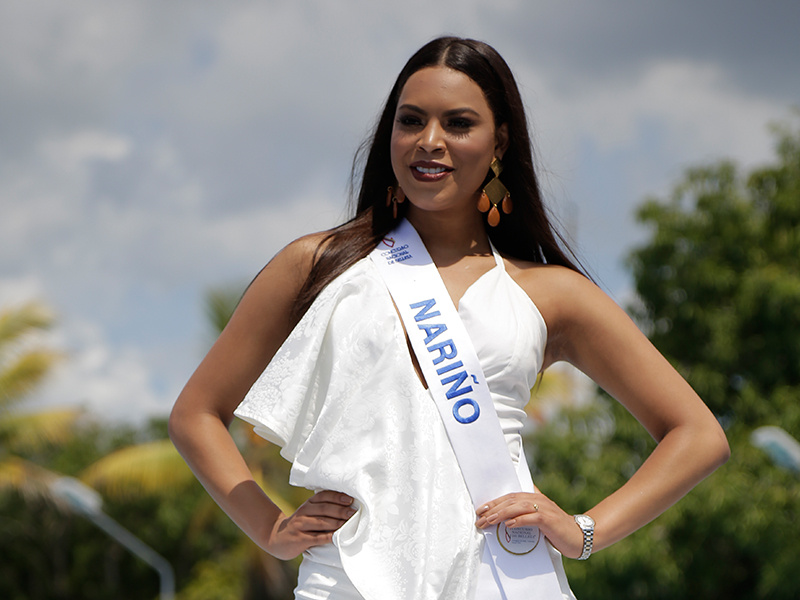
[{"x1": 234, "y1": 248, "x2": 574, "y2": 600}]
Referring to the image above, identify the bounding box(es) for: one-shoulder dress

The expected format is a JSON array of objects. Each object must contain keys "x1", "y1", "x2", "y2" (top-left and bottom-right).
[{"x1": 235, "y1": 246, "x2": 575, "y2": 600}]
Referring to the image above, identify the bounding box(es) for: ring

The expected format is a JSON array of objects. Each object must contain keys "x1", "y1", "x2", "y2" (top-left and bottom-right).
[{"x1": 533, "y1": 503, "x2": 539, "y2": 512}]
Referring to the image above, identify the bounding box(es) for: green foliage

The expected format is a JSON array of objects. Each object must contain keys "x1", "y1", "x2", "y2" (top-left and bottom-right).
[
  {"x1": 0, "y1": 418, "x2": 244, "y2": 600},
  {"x1": 0, "y1": 295, "x2": 297, "y2": 599},
  {"x1": 528, "y1": 118, "x2": 800, "y2": 599},
  {"x1": 531, "y1": 402, "x2": 799, "y2": 599},
  {"x1": 0, "y1": 302, "x2": 60, "y2": 409},
  {"x1": 0, "y1": 301, "x2": 81, "y2": 501},
  {"x1": 627, "y1": 123, "x2": 800, "y2": 427},
  {"x1": 204, "y1": 285, "x2": 245, "y2": 339}
]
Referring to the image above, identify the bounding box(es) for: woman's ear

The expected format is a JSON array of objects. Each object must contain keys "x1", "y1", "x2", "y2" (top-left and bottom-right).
[{"x1": 495, "y1": 123, "x2": 509, "y2": 159}]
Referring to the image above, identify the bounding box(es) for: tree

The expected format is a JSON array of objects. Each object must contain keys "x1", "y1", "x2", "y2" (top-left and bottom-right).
[
  {"x1": 0, "y1": 303, "x2": 239, "y2": 599},
  {"x1": 628, "y1": 125, "x2": 800, "y2": 429},
  {"x1": 0, "y1": 302, "x2": 80, "y2": 501},
  {"x1": 0, "y1": 417, "x2": 245, "y2": 600},
  {"x1": 528, "y1": 119, "x2": 800, "y2": 599}
]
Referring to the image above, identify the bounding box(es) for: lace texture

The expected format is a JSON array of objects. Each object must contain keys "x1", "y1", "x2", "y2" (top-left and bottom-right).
[{"x1": 235, "y1": 256, "x2": 567, "y2": 599}]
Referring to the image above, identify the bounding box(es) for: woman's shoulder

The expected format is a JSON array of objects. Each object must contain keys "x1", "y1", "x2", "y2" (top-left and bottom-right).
[
  {"x1": 257, "y1": 230, "x2": 377, "y2": 308},
  {"x1": 502, "y1": 257, "x2": 594, "y2": 299},
  {"x1": 503, "y1": 256, "x2": 641, "y2": 368},
  {"x1": 234, "y1": 232, "x2": 330, "y2": 323},
  {"x1": 501, "y1": 257, "x2": 610, "y2": 330},
  {"x1": 255, "y1": 230, "x2": 335, "y2": 286},
  {"x1": 275, "y1": 230, "x2": 330, "y2": 267}
]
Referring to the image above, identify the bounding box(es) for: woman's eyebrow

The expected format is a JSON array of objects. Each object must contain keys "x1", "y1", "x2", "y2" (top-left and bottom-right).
[{"x1": 397, "y1": 103, "x2": 480, "y2": 117}]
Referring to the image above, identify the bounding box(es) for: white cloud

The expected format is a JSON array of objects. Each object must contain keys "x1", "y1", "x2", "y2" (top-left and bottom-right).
[
  {"x1": 41, "y1": 130, "x2": 131, "y2": 167},
  {"x1": 523, "y1": 59, "x2": 784, "y2": 173},
  {"x1": 28, "y1": 316, "x2": 167, "y2": 423},
  {"x1": 0, "y1": 276, "x2": 48, "y2": 307},
  {"x1": 0, "y1": 121, "x2": 344, "y2": 422},
  {"x1": 511, "y1": 57, "x2": 789, "y2": 293},
  {"x1": 1, "y1": 1, "x2": 797, "y2": 424}
]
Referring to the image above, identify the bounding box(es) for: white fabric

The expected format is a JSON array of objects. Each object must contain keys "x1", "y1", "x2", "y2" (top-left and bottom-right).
[
  {"x1": 234, "y1": 251, "x2": 575, "y2": 600},
  {"x1": 369, "y1": 220, "x2": 564, "y2": 599},
  {"x1": 295, "y1": 543, "x2": 363, "y2": 600}
]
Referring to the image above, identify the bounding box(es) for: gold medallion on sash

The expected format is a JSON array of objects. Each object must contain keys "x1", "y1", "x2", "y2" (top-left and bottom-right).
[{"x1": 496, "y1": 523, "x2": 541, "y2": 555}]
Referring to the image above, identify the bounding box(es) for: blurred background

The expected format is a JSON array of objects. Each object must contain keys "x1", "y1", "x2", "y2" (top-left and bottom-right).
[{"x1": 1, "y1": 1, "x2": 798, "y2": 598}]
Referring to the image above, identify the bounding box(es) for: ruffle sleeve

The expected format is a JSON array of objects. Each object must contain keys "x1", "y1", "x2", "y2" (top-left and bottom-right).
[{"x1": 234, "y1": 258, "x2": 483, "y2": 600}]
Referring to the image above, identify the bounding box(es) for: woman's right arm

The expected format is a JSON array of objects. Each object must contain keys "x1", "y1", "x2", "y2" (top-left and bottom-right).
[{"x1": 168, "y1": 234, "x2": 355, "y2": 560}]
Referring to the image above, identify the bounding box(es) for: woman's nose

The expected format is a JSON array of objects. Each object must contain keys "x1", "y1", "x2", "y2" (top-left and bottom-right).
[{"x1": 418, "y1": 120, "x2": 445, "y2": 153}]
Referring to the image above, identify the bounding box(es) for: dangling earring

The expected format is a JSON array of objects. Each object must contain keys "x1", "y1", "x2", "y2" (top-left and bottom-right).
[
  {"x1": 478, "y1": 157, "x2": 512, "y2": 227},
  {"x1": 386, "y1": 185, "x2": 406, "y2": 219}
]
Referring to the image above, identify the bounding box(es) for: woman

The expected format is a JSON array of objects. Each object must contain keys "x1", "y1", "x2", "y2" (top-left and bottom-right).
[{"x1": 169, "y1": 37, "x2": 729, "y2": 599}]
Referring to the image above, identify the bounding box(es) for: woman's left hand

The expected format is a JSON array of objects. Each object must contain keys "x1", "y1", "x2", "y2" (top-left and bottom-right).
[{"x1": 476, "y1": 492, "x2": 585, "y2": 559}]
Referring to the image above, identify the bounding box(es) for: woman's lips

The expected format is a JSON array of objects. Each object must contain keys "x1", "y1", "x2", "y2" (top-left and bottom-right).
[{"x1": 409, "y1": 162, "x2": 453, "y2": 182}]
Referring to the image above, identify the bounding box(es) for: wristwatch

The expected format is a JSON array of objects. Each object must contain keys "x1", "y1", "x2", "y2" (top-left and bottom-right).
[{"x1": 573, "y1": 514, "x2": 595, "y2": 560}]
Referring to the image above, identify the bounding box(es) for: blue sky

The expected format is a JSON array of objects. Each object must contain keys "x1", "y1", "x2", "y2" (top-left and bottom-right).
[{"x1": 2, "y1": 0, "x2": 798, "y2": 421}]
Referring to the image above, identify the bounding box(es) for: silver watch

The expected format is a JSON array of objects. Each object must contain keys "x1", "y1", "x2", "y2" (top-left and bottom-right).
[{"x1": 573, "y1": 514, "x2": 595, "y2": 560}]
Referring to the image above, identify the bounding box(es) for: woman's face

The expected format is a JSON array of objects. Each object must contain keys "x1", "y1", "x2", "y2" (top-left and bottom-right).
[{"x1": 390, "y1": 66, "x2": 507, "y2": 219}]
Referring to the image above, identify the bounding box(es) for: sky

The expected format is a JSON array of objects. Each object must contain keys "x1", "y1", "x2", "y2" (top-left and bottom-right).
[{"x1": 2, "y1": 0, "x2": 798, "y2": 423}]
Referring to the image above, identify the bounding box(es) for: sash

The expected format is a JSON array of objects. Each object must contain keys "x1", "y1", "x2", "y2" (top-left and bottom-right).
[{"x1": 369, "y1": 219, "x2": 564, "y2": 599}]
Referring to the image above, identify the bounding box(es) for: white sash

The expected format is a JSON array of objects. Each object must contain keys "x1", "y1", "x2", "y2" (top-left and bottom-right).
[{"x1": 369, "y1": 219, "x2": 564, "y2": 599}]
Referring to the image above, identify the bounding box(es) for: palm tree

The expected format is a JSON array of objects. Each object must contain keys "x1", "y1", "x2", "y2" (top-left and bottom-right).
[
  {"x1": 80, "y1": 437, "x2": 196, "y2": 498},
  {"x1": 74, "y1": 289, "x2": 238, "y2": 499},
  {"x1": 81, "y1": 285, "x2": 304, "y2": 599},
  {"x1": 0, "y1": 302, "x2": 81, "y2": 502}
]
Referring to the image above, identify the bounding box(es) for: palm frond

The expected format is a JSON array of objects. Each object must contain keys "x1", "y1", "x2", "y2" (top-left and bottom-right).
[
  {"x1": 80, "y1": 439, "x2": 196, "y2": 500},
  {"x1": 0, "y1": 349, "x2": 62, "y2": 410},
  {"x1": 0, "y1": 302, "x2": 54, "y2": 348},
  {"x1": 0, "y1": 455, "x2": 59, "y2": 501},
  {"x1": 1, "y1": 408, "x2": 83, "y2": 453}
]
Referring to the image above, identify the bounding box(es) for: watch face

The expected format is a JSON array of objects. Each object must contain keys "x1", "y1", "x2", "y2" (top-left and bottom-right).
[{"x1": 575, "y1": 515, "x2": 594, "y2": 529}]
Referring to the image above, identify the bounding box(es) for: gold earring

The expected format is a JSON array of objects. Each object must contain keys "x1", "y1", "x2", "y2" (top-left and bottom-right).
[
  {"x1": 478, "y1": 157, "x2": 512, "y2": 227},
  {"x1": 386, "y1": 185, "x2": 406, "y2": 219}
]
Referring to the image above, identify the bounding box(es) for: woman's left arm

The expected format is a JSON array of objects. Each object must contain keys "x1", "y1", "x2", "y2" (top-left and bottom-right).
[{"x1": 477, "y1": 266, "x2": 730, "y2": 558}]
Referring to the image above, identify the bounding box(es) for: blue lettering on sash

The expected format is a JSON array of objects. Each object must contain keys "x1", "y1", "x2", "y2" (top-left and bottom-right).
[
  {"x1": 453, "y1": 398, "x2": 480, "y2": 424},
  {"x1": 436, "y1": 360, "x2": 463, "y2": 375},
  {"x1": 441, "y1": 370, "x2": 473, "y2": 399},
  {"x1": 418, "y1": 322, "x2": 448, "y2": 344},
  {"x1": 408, "y1": 297, "x2": 481, "y2": 425},
  {"x1": 390, "y1": 253, "x2": 412, "y2": 264},
  {"x1": 428, "y1": 340, "x2": 457, "y2": 364},
  {"x1": 410, "y1": 299, "x2": 441, "y2": 322}
]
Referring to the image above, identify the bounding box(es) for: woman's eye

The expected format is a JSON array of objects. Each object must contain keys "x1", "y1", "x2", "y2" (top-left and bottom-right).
[
  {"x1": 397, "y1": 115, "x2": 423, "y2": 128},
  {"x1": 448, "y1": 118, "x2": 473, "y2": 130}
]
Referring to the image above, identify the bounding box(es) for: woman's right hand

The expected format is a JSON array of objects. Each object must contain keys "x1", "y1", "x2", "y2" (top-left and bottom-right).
[{"x1": 266, "y1": 491, "x2": 357, "y2": 560}]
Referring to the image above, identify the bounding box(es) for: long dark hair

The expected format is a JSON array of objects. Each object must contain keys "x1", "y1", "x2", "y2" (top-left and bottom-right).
[{"x1": 294, "y1": 36, "x2": 584, "y2": 320}]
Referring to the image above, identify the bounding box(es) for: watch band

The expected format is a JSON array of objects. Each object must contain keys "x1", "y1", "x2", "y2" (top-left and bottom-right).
[{"x1": 573, "y1": 514, "x2": 594, "y2": 560}]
